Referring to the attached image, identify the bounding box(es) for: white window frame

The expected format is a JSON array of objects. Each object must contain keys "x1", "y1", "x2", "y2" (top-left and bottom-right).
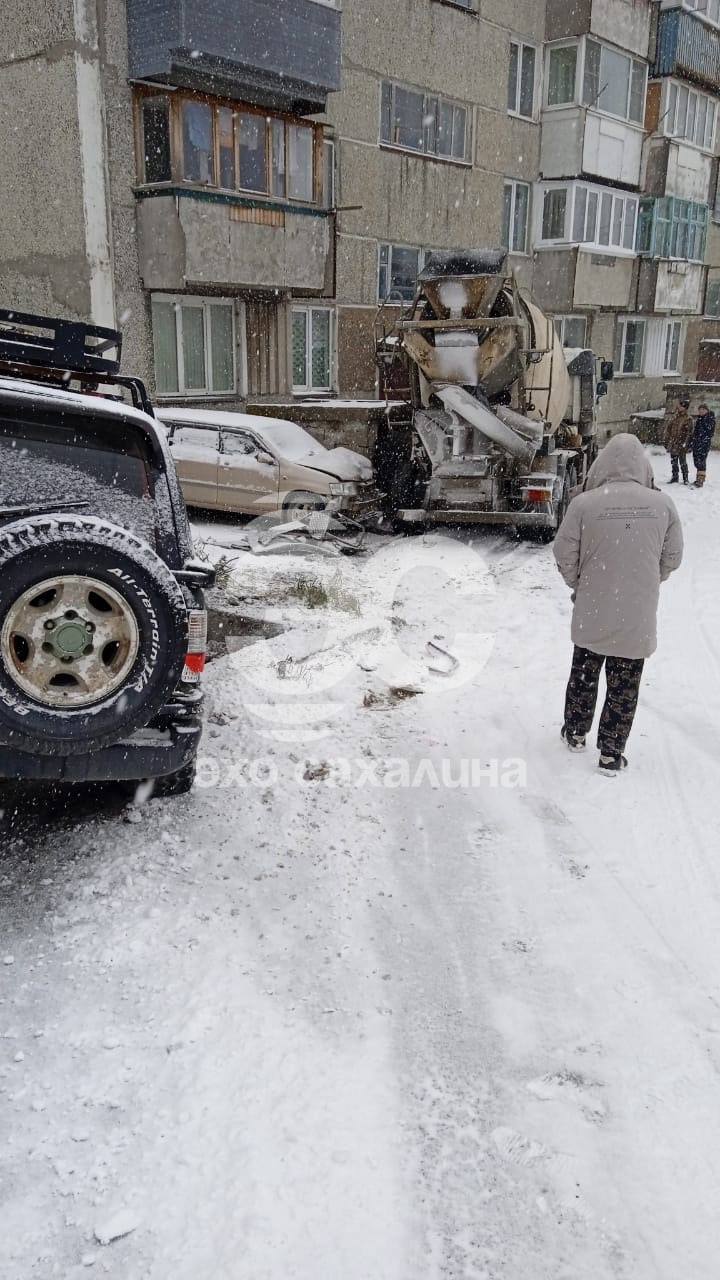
[
  {"x1": 502, "y1": 180, "x2": 531, "y2": 254},
  {"x1": 545, "y1": 41, "x2": 580, "y2": 108},
  {"x1": 323, "y1": 138, "x2": 336, "y2": 209},
  {"x1": 682, "y1": 0, "x2": 720, "y2": 29},
  {"x1": 292, "y1": 305, "x2": 334, "y2": 395},
  {"x1": 378, "y1": 243, "x2": 427, "y2": 303},
  {"x1": 508, "y1": 39, "x2": 539, "y2": 120},
  {"x1": 662, "y1": 78, "x2": 717, "y2": 152},
  {"x1": 615, "y1": 316, "x2": 647, "y2": 377},
  {"x1": 379, "y1": 80, "x2": 472, "y2": 164},
  {"x1": 537, "y1": 181, "x2": 639, "y2": 256},
  {"x1": 554, "y1": 315, "x2": 588, "y2": 349},
  {"x1": 544, "y1": 37, "x2": 647, "y2": 127},
  {"x1": 662, "y1": 320, "x2": 684, "y2": 375},
  {"x1": 152, "y1": 294, "x2": 240, "y2": 399}
]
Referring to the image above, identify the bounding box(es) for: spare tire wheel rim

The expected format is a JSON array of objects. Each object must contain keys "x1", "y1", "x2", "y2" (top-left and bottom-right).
[{"x1": 0, "y1": 575, "x2": 140, "y2": 709}]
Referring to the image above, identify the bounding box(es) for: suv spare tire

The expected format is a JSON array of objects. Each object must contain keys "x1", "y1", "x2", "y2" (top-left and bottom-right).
[{"x1": 0, "y1": 514, "x2": 188, "y2": 756}]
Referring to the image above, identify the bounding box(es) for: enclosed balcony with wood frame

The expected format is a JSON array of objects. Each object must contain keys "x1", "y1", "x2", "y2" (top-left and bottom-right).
[{"x1": 133, "y1": 89, "x2": 334, "y2": 296}]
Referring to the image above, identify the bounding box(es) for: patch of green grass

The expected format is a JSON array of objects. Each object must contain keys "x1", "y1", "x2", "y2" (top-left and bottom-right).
[{"x1": 290, "y1": 572, "x2": 361, "y2": 615}]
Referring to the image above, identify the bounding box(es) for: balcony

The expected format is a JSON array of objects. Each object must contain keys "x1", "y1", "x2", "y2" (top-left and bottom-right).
[
  {"x1": 636, "y1": 258, "x2": 705, "y2": 312},
  {"x1": 541, "y1": 107, "x2": 644, "y2": 186},
  {"x1": 652, "y1": 7, "x2": 720, "y2": 94},
  {"x1": 644, "y1": 135, "x2": 714, "y2": 203},
  {"x1": 126, "y1": 0, "x2": 341, "y2": 115},
  {"x1": 136, "y1": 192, "x2": 331, "y2": 294},
  {"x1": 533, "y1": 248, "x2": 636, "y2": 311}
]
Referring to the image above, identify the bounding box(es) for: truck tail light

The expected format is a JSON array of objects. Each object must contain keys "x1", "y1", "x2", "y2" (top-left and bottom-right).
[
  {"x1": 527, "y1": 487, "x2": 553, "y2": 504},
  {"x1": 183, "y1": 609, "x2": 207, "y2": 680}
]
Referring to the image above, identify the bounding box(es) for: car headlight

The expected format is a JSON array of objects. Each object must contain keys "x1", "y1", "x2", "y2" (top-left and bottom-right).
[{"x1": 328, "y1": 482, "x2": 361, "y2": 497}]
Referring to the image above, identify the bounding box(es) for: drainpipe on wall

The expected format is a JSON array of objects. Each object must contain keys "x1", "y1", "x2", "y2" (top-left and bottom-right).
[{"x1": 73, "y1": 0, "x2": 116, "y2": 328}]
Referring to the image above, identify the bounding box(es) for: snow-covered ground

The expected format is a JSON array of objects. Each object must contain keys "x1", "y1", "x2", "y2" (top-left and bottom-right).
[{"x1": 2, "y1": 448, "x2": 720, "y2": 1279}]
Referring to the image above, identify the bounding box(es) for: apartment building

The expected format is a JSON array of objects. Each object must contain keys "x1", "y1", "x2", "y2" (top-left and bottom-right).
[
  {"x1": 1, "y1": 0, "x2": 719, "y2": 435},
  {"x1": 0, "y1": 0, "x2": 341, "y2": 404}
]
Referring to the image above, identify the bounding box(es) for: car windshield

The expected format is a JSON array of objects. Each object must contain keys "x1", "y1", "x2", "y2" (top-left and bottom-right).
[
  {"x1": 256, "y1": 420, "x2": 327, "y2": 460},
  {"x1": 0, "y1": 412, "x2": 159, "y2": 547}
]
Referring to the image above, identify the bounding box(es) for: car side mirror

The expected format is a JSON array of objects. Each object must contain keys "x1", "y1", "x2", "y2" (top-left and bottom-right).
[
  {"x1": 600, "y1": 360, "x2": 614, "y2": 382},
  {"x1": 596, "y1": 381, "x2": 608, "y2": 398},
  {"x1": 256, "y1": 450, "x2": 275, "y2": 466}
]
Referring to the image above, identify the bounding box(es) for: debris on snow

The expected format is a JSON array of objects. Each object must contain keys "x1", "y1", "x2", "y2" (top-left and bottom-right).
[{"x1": 94, "y1": 1210, "x2": 141, "y2": 1246}]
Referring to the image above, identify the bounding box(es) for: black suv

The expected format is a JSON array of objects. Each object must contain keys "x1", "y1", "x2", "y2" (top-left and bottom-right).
[{"x1": 0, "y1": 310, "x2": 213, "y2": 795}]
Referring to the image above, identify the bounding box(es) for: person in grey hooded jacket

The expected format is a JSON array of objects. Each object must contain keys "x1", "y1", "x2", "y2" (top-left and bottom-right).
[{"x1": 553, "y1": 433, "x2": 683, "y2": 774}]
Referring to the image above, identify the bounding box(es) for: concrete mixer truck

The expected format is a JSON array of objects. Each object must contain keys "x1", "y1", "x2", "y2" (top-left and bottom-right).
[{"x1": 374, "y1": 250, "x2": 613, "y2": 540}]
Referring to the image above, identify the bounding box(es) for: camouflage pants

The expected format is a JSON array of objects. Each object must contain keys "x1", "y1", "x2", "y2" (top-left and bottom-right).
[{"x1": 564, "y1": 646, "x2": 645, "y2": 756}]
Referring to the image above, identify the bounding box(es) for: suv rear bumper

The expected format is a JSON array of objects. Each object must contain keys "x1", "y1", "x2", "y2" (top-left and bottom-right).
[{"x1": 0, "y1": 692, "x2": 203, "y2": 782}]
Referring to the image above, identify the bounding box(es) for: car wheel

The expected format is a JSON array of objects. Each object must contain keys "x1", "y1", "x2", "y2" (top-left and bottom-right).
[{"x1": 0, "y1": 514, "x2": 189, "y2": 756}]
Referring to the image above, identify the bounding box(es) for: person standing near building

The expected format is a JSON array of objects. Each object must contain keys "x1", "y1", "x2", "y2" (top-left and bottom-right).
[
  {"x1": 554, "y1": 434, "x2": 683, "y2": 776},
  {"x1": 690, "y1": 403, "x2": 715, "y2": 489},
  {"x1": 664, "y1": 397, "x2": 694, "y2": 485}
]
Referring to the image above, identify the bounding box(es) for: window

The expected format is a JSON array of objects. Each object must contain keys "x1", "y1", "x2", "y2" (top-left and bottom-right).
[
  {"x1": 663, "y1": 81, "x2": 717, "y2": 151},
  {"x1": 140, "y1": 97, "x2": 172, "y2": 184},
  {"x1": 637, "y1": 197, "x2": 708, "y2": 261},
  {"x1": 137, "y1": 92, "x2": 320, "y2": 205},
  {"x1": 554, "y1": 315, "x2": 588, "y2": 349},
  {"x1": 502, "y1": 181, "x2": 530, "y2": 253},
  {"x1": 539, "y1": 182, "x2": 638, "y2": 253},
  {"x1": 288, "y1": 124, "x2": 314, "y2": 201},
  {"x1": 508, "y1": 41, "x2": 537, "y2": 118},
  {"x1": 663, "y1": 321, "x2": 683, "y2": 374},
  {"x1": 152, "y1": 297, "x2": 236, "y2": 397},
  {"x1": 323, "y1": 139, "x2": 335, "y2": 209},
  {"x1": 171, "y1": 426, "x2": 221, "y2": 451},
  {"x1": 547, "y1": 45, "x2": 578, "y2": 106},
  {"x1": 222, "y1": 431, "x2": 258, "y2": 457},
  {"x1": 615, "y1": 318, "x2": 646, "y2": 376},
  {"x1": 683, "y1": 0, "x2": 720, "y2": 25},
  {"x1": 182, "y1": 101, "x2": 215, "y2": 185},
  {"x1": 218, "y1": 107, "x2": 235, "y2": 189},
  {"x1": 238, "y1": 113, "x2": 268, "y2": 192},
  {"x1": 292, "y1": 307, "x2": 333, "y2": 394},
  {"x1": 706, "y1": 278, "x2": 720, "y2": 316},
  {"x1": 378, "y1": 244, "x2": 425, "y2": 302},
  {"x1": 542, "y1": 188, "x2": 568, "y2": 240},
  {"x1": 582, "y1": 39, "x2": 646, "y2": 124},
  {"x1": 380, "y1": 81, "x2": 469, "y2": 161}
]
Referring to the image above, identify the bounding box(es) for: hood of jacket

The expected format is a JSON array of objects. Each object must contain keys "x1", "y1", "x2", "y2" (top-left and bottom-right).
[{"x1": 584, "y1": 432, "x2": 654, "y2": 491}]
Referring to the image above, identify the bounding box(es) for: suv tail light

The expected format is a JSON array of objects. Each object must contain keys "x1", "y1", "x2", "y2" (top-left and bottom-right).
[{"x1": 183, "y1": 608, "x2": 207, "y2": 679}]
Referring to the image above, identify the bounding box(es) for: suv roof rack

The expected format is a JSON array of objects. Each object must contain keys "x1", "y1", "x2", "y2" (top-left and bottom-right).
[{"x1": 0, "y1": 308, "x2": 154, "y2": 417}]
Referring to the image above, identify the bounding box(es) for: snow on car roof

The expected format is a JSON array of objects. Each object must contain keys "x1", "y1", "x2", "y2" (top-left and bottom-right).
[
  {"x1": 156, "y1": 406, "x2": 307, "y2": 432},
  {"x1": 0, "y1": 375, "x2": 158, "y2": 429},
  {"x1": 156, "y1": 406, "x2": 330, "y2": 459}
]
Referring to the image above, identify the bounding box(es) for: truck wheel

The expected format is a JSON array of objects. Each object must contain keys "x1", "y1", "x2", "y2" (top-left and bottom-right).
[
  {"x1": 0, "y1": 515, "x2": 188, "y2": 756},
  {"x1": 153, "y1": 760, "x2": 197, "y2": 797}
]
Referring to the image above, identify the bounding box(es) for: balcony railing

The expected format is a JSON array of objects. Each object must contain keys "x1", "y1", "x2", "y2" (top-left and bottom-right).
[
  {"x1": 652, "y1": 7, "x2": 720, "y2": 93},
  {"x1": 126, "y1": 0, "x2": 341, "y2": 115}
]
